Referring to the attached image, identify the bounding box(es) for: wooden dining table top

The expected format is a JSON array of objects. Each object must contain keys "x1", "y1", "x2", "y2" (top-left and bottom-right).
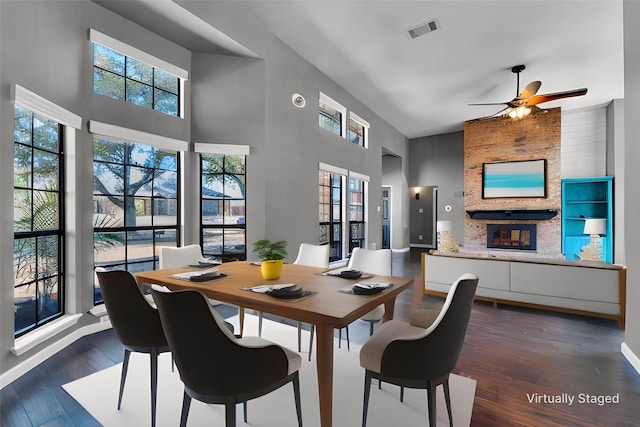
[{"x1": 134, "y1": 261, "x2": 414, "y2": 328}]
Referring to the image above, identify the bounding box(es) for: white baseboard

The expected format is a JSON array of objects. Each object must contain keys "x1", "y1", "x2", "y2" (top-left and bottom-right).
[
  {"x1": 1, "y1": 320, "x2": 112, "y2": 390},
  {"x1": 621, "y1": 342, "x2": 640, "y2": 374}
]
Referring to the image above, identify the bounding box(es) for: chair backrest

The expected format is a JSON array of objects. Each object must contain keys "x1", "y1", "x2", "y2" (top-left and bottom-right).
[
  {"x1": 380, "y1": 273, "x2": 479, "y2": 379},
  {"x1": 158, "y1": 244, "x2": 206, "y2": 269},
  {"x1": 150, "y1": 287, "x2": 290, "y2": 396},
  {"x1": 347, "y1": 247, "x2": 392, "y2": 276},
  {"x1": 293, "y1": 243, "x2": 330, "y2": 268},
  {"x1": 95, "y1": 269, "x2": 167, "y2": 348}
]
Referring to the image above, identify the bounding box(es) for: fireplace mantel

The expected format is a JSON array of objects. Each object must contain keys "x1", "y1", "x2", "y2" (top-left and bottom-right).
[{"x1": 466, "y1": 209, "x2": 558, "y2": 220}]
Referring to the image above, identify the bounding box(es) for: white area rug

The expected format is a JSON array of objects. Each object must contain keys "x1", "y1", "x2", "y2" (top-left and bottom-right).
[{"x1": 63, "y1": 315, "x2": 476, "y2": 426}]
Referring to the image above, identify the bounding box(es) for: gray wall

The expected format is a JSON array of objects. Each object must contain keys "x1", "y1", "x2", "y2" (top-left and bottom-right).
[
  {"x1": 0, "y1": 0, "x2": 409, "y2": 376},
  {"x1": 623, "y1": 0, "x2": 640, "y2": 367},
  {"x1": 408, "y1": 131, "x2": 465, "y2": 245}
]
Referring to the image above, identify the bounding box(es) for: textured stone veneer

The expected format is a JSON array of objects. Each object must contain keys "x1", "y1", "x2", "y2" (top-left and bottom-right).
[{"x1": 463, "y1": 107, "x2": 562, "y2": 258}]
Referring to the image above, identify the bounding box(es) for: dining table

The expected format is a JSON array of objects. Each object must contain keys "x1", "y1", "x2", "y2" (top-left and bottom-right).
[{"x1": 134, "y1": 261, "x2": 413, "y2": 427}]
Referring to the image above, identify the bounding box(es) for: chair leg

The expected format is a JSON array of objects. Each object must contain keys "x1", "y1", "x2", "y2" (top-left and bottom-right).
[
  {"x1": 427, "y1": 381, "x2": 437, "y2": 427},
  {"x1": 346, "y1": 325, "x2": 350, "y2": 351},
  {"x1": 243, "y1": 401, "x2": 248, "y2": 423},
  {"x1": 258, "y1": 311, "x2": 263, "y2": 337},
  {"x1": 308, "y1": 325, "x2": 315, "y2": 361},
  {"x1": 443, "y1": 377, "x2": 453, "y2": 427},
  {"x1": 150, "y1": 348, "x2": 159, "y2": 427},
  {"x1": 338, "y1": 328, "x2": 342, "y2": 349},
  {"x1": 224, "y1": 397, "x2": 236, "y2": 427},
  {"x1": 369, "y1": 321, "x2": 374, "y2": 336},
  {"x1": 362, "y1": 370, "x2": 373, "y2": 427},
  {"x1": 400, "y1": 386, "x2": 404, "y2": 402},
  {"x1": 117, "y1": 349, "x2": 131, "y2": 410},
  {"x1": 297, "y1": 321, "x2": 303, "y2": 352},
  {"x1": 293, "y1": 373, "x2": 303, "y2": 427},
  {"x1": 179, "y1": 391, "x2": 191, "y2": 427}
]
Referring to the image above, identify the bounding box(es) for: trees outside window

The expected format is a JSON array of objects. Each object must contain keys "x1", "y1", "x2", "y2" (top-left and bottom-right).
[
  {"x1": 92, "y1": 136, "x2": 179, "y2": 303},
  {"x1": 13, "y1": 105, "x2": 64, "y2": 336}
]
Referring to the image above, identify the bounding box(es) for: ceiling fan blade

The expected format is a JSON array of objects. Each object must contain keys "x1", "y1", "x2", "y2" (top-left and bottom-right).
[
  {"x1": 468, "y1": 102, "x2": 509, "y2": 106},
  {"x1": 519, "y1": 81, "x2": 541, "y2": 99},
  {"x1": 527, "y1": 88, "x2": 588, "y2": 106}
]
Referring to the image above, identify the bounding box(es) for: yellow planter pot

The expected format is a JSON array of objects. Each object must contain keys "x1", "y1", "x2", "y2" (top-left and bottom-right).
[{"x1": 260, "y1": 260, "x2": 283, "y2": 280}]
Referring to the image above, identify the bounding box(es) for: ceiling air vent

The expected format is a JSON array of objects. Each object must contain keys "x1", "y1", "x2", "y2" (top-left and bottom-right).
[{"x1": 406, "y1": 18, "x2": 440, "y2": 39}]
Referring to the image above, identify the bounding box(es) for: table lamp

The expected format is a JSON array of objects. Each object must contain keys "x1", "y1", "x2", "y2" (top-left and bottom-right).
[{"x1": 580, "y1": 218, "x2": 606, "y2": 261}]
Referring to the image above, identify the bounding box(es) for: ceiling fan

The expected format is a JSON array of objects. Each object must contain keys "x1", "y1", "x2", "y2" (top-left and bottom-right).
[{"x1": 469, "y1": 65, "x2": 588, "y2": 119}]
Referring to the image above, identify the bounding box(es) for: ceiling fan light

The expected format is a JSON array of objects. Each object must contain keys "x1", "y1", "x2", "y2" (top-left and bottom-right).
[{"x1": 507, "y1": 106, "x2": 531, "y2": 119}]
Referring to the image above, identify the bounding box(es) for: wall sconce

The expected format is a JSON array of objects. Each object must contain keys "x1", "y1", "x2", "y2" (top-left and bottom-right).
[
  {"x1": 415, "y1": 192, "x2": 420, "y2": 200},
  {"x1": 580, "y1": 218, "x2": 606, "y2": 261}
]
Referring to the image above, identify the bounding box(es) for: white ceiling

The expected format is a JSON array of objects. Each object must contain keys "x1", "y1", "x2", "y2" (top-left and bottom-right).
[{"x1": 94, "y1": 0, "x2": 625, "y2": 139}]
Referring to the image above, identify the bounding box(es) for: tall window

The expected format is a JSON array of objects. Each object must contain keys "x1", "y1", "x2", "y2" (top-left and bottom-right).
[
  {"x1": 13, "y1": 105, "x2": 64, "y2": 337},
  {"x1": 319, "y1": 170, "x2": 343, "y2": 262},
  {"x1": 349, "y1": 178, "x2": 366, "y2": 251},
  {"x1": 93, "y1": 136, "x2": 179, "y2": 303},
  {"x1": 93, "y1": 43, "x2": 181, "y2": 117},
  {"x1": 200, "y1": 154, "x2": 246, "y2": 262}
]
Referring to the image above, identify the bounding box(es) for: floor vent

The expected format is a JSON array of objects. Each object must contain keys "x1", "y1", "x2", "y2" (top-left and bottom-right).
[{"x1": 406, "y1": 19, "x2": 440, "y2": 39}]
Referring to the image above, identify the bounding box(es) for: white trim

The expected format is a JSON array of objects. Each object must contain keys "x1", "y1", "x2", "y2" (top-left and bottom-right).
[
  {"x1": 622, "y1": 342, "x2": 640, "y2": 375},
  {"x1": 349, "y1": 111, "x2": 370, "y2": 129},
  {"x1": 88, "y1": 120, "x2": 189, "y2": 152},
  {"x1": 12, "y1": 84, "x2": 82, "y2": 129},
  {"x1": 194, "y1": 143, "x2": 250, "y2": 155},
  {"x1": 11, "y1": 314, "x2": 83, "y2": 357},
  {"x1": 349, "y1": 171, "x2": 370, "y2": 182},
  {"x1": 89, "y1": 28, "x2": 188, "y2": 80},
  {"x1": 1, "y1": 319, "x2": 112, "y2": 390},
  {"x1": 319, "y1": 162, "x2": 348, "y2": 176}
]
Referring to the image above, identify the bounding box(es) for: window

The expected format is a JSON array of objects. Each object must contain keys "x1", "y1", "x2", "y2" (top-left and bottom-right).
[
  {"x1": 348, "y1": 178, "x2": 366, "y2": 251},
  {"x1": 200, "y1": 153, "x2": 247, "y2": 262},
  {"x1": 13, "y1": 104, "x2": 64, "y2": 337},
  {"x1": 93, "y1": 43, "x2": 181, "y2": 116},
  {"x1": 90, "y1": 29, "x2": 188, "y2": 118},
  {"x1": 319, "y1": 92, "x2": 346, "y2": 137},
  {"x1": 319, "y1": 170, "x2": 344, "y2": 262},
  {"x1": 348, "y1": 112, "x2": 370, "y2": 148},
  {"x1": 92, "y1": 136, "x2": 180, "y2": 303}
]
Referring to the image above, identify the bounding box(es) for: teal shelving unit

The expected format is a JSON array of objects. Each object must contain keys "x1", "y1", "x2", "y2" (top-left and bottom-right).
[{"x1": 561, "y1": 176, "x2": 613, "y2": 263}]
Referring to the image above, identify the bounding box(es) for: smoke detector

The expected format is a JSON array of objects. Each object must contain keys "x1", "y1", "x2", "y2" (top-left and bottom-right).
[{"x1": 406, "y1": 18, "x2": 440, "y2": 39}]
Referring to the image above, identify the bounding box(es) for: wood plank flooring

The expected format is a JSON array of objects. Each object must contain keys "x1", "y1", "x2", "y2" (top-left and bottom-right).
[{"x1": 2, "y1": 249, "x2": 639, "y2": 426}]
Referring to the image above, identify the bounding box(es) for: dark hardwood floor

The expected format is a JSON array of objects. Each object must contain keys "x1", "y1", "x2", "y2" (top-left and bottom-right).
[{"x1": 2, "y1": 249, "x2": 639, "y2": 426}]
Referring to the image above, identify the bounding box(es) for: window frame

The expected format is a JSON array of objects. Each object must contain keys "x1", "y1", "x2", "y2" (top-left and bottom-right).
[
  {"x1": 348, "y1": 112, "x2": 370, "y2": 148},
  {"x1": 90, "y1": 29, "x2": 188, "y2": 118},
  {"x1": 13, "y1": 104, "x2": 66, "y2": 337},
  {"x1": 319, "y1": 92, "x2": 347, "y2": 137},
  {"x1": 90, "y1": 122, "x2": 187, "y2": 305},
  {"x1": 199, "y1": 151, "x2": 248, "y2": 263}
]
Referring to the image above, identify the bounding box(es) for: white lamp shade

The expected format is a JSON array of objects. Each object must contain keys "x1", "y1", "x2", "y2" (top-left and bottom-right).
[
  {"x1": 583, "y1": 218, "x2": 606, "y2": 235},
  {"x1": 437, "y1": 220, "x2": 452, "y2": 232}
]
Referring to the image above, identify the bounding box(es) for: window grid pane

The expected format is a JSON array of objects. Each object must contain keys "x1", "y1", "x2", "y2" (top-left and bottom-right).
[
  {"x1": 93, "y1": 136, "x2": 180, "y2": 304},
  {"x1": 200, "y1": 154, "x2": 247, "y2": 262},
  {"x1": 13, "y1": 105, "x2": 64, "y2": 337},
  {"x1": 93, "y1": 43, "x2": 181, "y2": 117}
]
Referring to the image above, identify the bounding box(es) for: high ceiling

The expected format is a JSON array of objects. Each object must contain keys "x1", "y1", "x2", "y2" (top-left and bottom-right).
[{"x1": 94, "y1": 0, "x2": 624, "y2": 139}]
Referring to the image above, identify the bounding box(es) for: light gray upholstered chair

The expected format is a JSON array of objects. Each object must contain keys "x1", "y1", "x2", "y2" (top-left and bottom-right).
[
  {"x1": 150, "y1": 286, "x2": 303, "y2": 427},
  {"x1": 258, "y1": 243, "x2": 330, "y2": 353},
  {"x1": 359, "y1": 273, "x2": 479, "y2": 427},
  {"x1": 308, "y1": 248, "x2": 391, "y2": 359}
]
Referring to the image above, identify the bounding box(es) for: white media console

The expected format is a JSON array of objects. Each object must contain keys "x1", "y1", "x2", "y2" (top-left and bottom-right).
[{"x1": 422, "y1": 252, "x2": 626, "y2": 328}]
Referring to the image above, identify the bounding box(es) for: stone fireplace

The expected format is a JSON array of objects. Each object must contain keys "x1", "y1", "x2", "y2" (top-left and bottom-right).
[{"x1": 486, "y1": 224, "x2": 537, "y2": 251}]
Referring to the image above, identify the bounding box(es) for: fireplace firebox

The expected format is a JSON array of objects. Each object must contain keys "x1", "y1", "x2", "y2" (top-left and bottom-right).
[{"x1": 487, "y1": 224, "x2": 537, "y2": 251}]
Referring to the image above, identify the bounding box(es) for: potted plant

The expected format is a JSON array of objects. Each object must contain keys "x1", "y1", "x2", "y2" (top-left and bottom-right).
[{"x1": 252, "y1": 239, "x2": 288, "y2": 280}]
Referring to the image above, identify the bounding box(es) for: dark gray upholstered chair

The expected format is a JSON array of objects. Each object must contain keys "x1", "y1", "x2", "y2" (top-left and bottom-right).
[
  {"x1": 150, "y1": 285, "x2": 303, "y2": 427},
  {"x1": 95, "y1": 269, "x2": 171, "y2": 427},
  {"x1": 359, "y1": 273, "x2": 479, "y2": 427}
]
